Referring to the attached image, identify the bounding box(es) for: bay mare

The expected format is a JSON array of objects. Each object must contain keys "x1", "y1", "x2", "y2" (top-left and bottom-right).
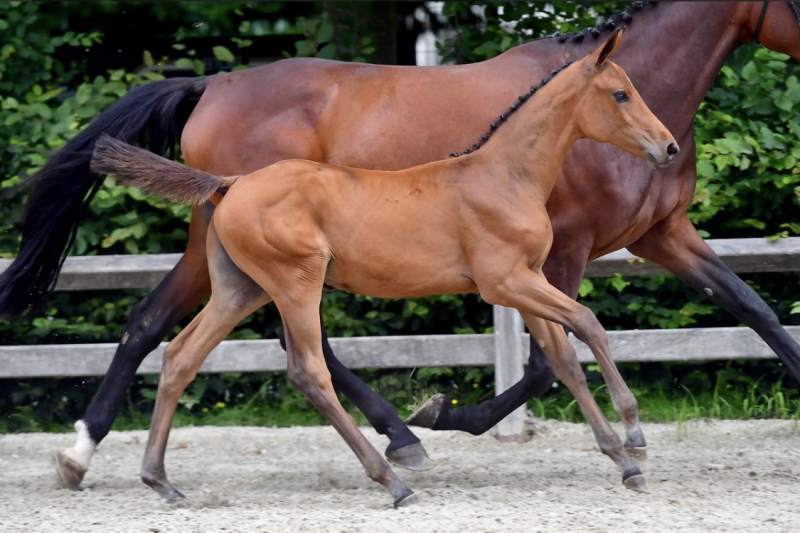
[
  {"x1": 0, "y1": 2, "x2": 794, "y2": 487},
  {"x1": 90, "y1": 31, "x2": 678, "y2": 506}
]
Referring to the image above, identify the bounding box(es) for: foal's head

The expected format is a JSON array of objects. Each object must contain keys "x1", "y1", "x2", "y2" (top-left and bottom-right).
[{"x1": 572, "y1": 29, "x2": 679, "y2": 169}]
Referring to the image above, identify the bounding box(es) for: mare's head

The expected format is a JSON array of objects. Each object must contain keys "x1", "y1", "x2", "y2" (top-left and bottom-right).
[
  {"x1": 743, "y1": 1, "x2": 800, "y2": 61},
  {"x1": 571, "y1": 29, "x2": 678, "y2": 169}
]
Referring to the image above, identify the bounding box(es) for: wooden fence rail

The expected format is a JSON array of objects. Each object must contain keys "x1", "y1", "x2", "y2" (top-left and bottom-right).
[
  {"x1": 1, "y1": 327, "x2": 799, "y2": 379},
  {"x1": 1, "y1": 237, "x2": 798, "y2": 437}
]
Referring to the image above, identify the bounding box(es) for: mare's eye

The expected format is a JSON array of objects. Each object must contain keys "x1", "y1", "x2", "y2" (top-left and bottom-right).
[{"x1": 613, "y1": 91, "x2": 629, "y2": 102}]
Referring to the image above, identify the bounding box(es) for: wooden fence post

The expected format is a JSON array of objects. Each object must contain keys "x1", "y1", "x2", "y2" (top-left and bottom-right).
[{"x1": 492, "y1": 305, "x2": 527, "y2": 440}]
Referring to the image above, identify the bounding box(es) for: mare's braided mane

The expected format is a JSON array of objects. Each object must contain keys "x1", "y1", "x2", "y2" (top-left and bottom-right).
[
  {"x1": 449, "y1": 1, "x2": 657, "y2": 158},
  {"x1": 554, "y1": 1, "x2": 656, "y2": 44}
]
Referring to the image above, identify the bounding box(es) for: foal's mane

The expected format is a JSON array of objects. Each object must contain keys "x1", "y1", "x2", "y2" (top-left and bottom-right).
[{"x1": 449, "y1": 1, "x2": 657, "y2": 158}]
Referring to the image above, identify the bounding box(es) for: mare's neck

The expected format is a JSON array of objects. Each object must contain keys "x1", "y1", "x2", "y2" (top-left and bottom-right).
[
  {"x1": 468, "y1": 69, "x2": 582, "y2": 198},
  {"x1": 513, "y1": 2, "x2": 746, "y2": 140}
]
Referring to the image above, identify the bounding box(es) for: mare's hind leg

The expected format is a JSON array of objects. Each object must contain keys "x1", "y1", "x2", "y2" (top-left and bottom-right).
[
  {"x1": 140, "y1": 223, "x2": 271, "y2": 501},
  {"x1": 277, "y1": 293, "x2": 416, "y2": 508},
  {"x1": 56, "y1": 203, "x2": 214, "y2": 490},
  {"x1": 482, "y1": 267, "x2": 645, "y2": 491}
]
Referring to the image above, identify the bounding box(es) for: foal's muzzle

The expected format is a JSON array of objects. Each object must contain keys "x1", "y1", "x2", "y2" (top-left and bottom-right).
[{"x1": 646, "y1": 142, "x2": 679, "y2": 169}]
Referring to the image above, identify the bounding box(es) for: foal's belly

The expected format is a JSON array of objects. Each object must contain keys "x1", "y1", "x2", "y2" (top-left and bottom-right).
[{"x1": 324, "y1": 254, "x2": 478, "y2": 299}]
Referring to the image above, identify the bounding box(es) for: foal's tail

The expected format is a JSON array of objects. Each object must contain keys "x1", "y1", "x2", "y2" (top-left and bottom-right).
[
  {"x1": 0, "y1": 77, "x2": 206, "y2": 318},
  {"x1": 91, "y1": 135, "x2": 237, "y2": 205}
]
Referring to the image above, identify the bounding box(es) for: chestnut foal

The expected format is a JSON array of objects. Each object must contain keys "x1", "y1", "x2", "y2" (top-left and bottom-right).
[{"x1": 92, "y1": 31, "x2": 678, "y2": 507}]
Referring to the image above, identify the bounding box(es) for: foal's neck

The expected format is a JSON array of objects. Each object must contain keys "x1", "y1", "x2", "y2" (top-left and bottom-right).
[{"x1": 468, "y1": 69, "x2": 582, "y2": 199}]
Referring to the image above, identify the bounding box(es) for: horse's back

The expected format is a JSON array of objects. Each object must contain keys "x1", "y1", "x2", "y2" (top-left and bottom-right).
[{"x1": 180, "y1": 54, "x2": 543, "y2": 176}]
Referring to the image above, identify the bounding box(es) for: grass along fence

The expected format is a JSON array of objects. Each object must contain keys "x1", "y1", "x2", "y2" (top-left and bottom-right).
[{"x1": 1, "y1": 237, "x2": 798, "y2": 436}]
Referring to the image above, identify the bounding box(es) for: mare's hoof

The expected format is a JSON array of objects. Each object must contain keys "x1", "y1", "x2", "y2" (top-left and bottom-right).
[
  {"x1": 142, "y1": 474, "x2": 186, "y2": 503},
  {"x1": 386, "y1": 442, "x2": 433, "y2": 472},
  {"x1": 625, "y1": 445, "x2": 648, "y2": 459},
  {"x1": 623, "y1": 472, "x2": 648, "y2": 493},
  {"x1": 406, "y1": 393, "x2": 448, "y2": 428},
  {"x1": 394, "y1": 490, "x2": 419, "y2": 508},
  {"x1": 55, "y1": 449, "x2": 86, "y2": 490}
]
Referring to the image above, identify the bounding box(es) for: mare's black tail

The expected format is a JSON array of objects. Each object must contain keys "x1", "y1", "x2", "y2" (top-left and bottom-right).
[{"x1": 0, "y1": 77, "x2": 207, "y2": 318}]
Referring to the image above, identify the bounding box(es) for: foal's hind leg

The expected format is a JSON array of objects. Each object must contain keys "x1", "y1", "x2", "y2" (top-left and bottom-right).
[
  {"x1": 276, "y1": 294, "x2": 416, "y2": 508},
  {"x1": 140, "y1": 224, "x2": 271, "y2": 501},
  {"x1": 277, "y1": 311, "x2": 432, "y2": 471}
]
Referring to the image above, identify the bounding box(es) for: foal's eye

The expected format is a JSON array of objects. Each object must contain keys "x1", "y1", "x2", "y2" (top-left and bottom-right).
[{"x1": 613, "y1": 91, "x2": 629, "y2": 102}]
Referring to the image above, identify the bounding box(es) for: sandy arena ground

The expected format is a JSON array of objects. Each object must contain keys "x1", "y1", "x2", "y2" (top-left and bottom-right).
[{"x1": 1, "y1": 419, "x2": 799, "y2": 532}]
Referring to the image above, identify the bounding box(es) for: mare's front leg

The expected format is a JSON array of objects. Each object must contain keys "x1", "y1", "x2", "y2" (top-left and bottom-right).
[
  {"x1": 56, "y1": 203, "x2": 214, "y2": 490},
  {"x1": 627, "y1": 213, "x2": 800, "y2": 383}
]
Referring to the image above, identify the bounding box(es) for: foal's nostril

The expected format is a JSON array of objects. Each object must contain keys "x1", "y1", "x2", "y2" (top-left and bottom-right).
[{"x1": 666, "y1": 143, "x2": 679, "y2": 156}]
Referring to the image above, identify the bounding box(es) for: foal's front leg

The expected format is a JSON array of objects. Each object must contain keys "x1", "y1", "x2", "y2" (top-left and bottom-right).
[
  {"x1": 527, "y1": 317, "x2": 646, "y2": 456},
  {"x1": 483, "y1": 267, "x2": 646, "y2": 491}
]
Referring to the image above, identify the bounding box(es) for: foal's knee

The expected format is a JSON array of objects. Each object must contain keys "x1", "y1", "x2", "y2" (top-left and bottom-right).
[
  {"x1": 569, "y1": 306, "x2": 608, "y2": 348},
  {"x1": 287, "y1": 357, "x2": 333, "y2": 400}
]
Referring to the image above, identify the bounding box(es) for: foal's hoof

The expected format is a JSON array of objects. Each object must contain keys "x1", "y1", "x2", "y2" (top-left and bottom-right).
[
  {"x1": 386, "y1": 442, "x2": 433, "y2": 472},
  {"x1": 625, "y1": 446, "x2": 648, "y2": 459},
  {"x1": 55, "y1": 449, "x2": 86, "y2": 490},
  {"x1": 142, "y1": 474, "x2": 186, "y2": 503},
  {"x1": 394, "y1": 490, "x2": 419, "y2": 509},
  {"x1": 406, "y1": 393, "x2": 448, "y2": 429},
  {"x1": 622, "y1": 471, "x2": 648, "y2": 493}
]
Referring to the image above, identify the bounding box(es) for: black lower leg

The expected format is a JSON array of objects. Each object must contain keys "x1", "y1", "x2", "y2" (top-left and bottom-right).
[
  {"x1": 81, "y1": 268, "x2": 208, "y2": 444},
  {"x1": 677, "y1": 261, "x2": 800, "y2": 384},
  {"x1": 322, "y1": 333, "x2": 421, "y2": 453},
  {"x1": 429, "y1": 338, "x2": 554, "y2": 434}
]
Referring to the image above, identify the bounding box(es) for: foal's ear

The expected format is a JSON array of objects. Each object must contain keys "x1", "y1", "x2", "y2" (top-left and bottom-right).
[{"x1": 593, "y1": 27, "x2": 624, "y2": 70}]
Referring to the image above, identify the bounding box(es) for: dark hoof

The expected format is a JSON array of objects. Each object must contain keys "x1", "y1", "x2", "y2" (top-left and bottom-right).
[
  {"x1": 406, "y1": 393, "x2": 448, "y2": 428},
  {"x1": 142, "y1": 474, "x2": 186, "y2": 503},
  {"x1": 55, "y1": 450, "x2": 86, "y2": 491},
  {"x1": 386, "y1": 442, "x2": 434, "y2": 472},
  {"x1": 623, "y1": 472, "x2": 648, "y2": 493},
  {"x1": 625, "y1": 445, "x2": 647, "y2": 459},
  {"x1": 394, "y1": 490, "x2": 419, "y2": 508}
]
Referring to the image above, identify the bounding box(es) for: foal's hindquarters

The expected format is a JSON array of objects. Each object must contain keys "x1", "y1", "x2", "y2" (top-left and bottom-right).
[{"x1": 140, "y1": 217, "x2": 417, "y2": 507}]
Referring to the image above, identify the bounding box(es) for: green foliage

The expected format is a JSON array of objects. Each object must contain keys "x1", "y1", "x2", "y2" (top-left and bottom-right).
[
  {"x1": 437, "y1": 2, "x2": 628, "y2": 63},
  {"x1": 292, "y1": 17, "x2": 338, "y2": 60},
  {"x1": 693, "y1": 47, "x2": 799, "y2": 237}
]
